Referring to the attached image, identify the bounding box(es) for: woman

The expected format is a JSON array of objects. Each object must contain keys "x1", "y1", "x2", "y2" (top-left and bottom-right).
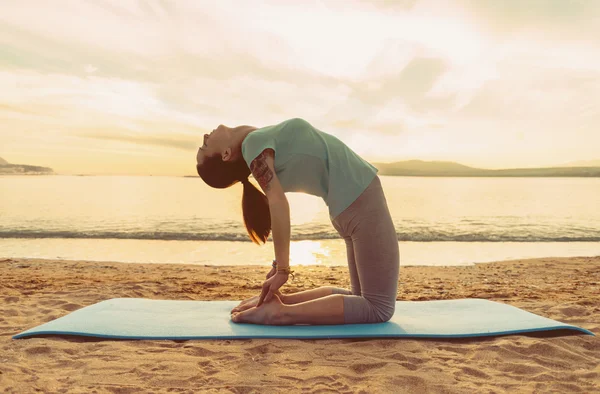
[{"x1": 196, "y1": 118, "x2": 399, "y2": 325}]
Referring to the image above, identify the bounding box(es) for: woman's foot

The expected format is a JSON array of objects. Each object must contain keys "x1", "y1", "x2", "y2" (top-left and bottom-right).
[
  {"x1": 231, "y1": 293, "x2": 288, "y2": 325},
  {"x1": 230, "y1": 291, "x2": 285, "y2": 314},
  {"x1": 230, "y1": 295, "x2": 260, "y2": 315}
]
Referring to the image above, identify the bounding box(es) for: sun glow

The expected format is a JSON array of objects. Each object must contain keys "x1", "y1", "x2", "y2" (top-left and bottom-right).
[
  {"x1": 287, "y1": 193, "x2": 324, "y2": 226},
  {"x1": 289, "y1": 240, "x2": 330, "y2": 266}
]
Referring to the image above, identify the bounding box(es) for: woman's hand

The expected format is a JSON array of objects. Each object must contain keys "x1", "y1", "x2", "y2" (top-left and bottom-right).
[
  {"x1": 266, "y1": 265, "x2": 277, "y2": 279},
  {"x1": 257, "y1": 272, "x2": 288, "y2": 307},
  {"x1": 231, "y1": 289, "x2": 284, "y2": 314}
]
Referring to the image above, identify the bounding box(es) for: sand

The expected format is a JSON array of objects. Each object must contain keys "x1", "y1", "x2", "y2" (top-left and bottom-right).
[{"x1": 1, "y1": 255, "x2": 599, "y2": 393}]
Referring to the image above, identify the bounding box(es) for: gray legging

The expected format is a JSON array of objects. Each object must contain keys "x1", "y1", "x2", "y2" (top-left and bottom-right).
[{"x1": 330, "y1": 175, "x2": 400, "y2": 323}]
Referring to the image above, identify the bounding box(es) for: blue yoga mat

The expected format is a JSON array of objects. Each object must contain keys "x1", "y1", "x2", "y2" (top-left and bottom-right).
[{"x1": 13, "y1": 298, "x2": 594, "y2": 340}]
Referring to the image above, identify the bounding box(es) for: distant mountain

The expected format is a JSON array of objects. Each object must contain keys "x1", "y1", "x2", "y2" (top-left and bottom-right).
[
  {"x1": 561, "y1": 159, "x2": 600, "y2": 167},
  {"x1": 0, "y1": 157, "x2": 54, "y2": 175},
  {"x1": 371, "y1": 160, "x2": 600, "y2": 177},
  {"x1": 374, "y1": 160, "x2": 477, "y2": 174}
]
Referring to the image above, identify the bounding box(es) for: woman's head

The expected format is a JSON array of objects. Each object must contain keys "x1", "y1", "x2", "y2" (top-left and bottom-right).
[
  {"x1": 196, "y1": 124, "x2": 271, "y2": 245},
  {"x1": 196, "y1": 124, "x2": 249, "y2": 188}
]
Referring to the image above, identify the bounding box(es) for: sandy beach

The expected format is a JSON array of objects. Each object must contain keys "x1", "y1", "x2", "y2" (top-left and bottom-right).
[{"x1": 1, "y1": 256, "x2": 598, "y2": 393}]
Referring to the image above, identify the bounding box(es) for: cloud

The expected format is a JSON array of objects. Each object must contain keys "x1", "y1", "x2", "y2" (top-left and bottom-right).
[
  {"x1": 321, "y1": 55, "x2": 451, "y2": 138},
  {"x1": 84, "y1": 65, "x2": 98, "y2": 74},
  {"x1": 357, "y1": 0, "x2": 419, "y2": 11},
  {"x1": 81, "y1": 131, "x2": 199, "y2": 151},
  {"x1": 0, "y1": 103, "x2": 55, "y2": 117},
  {"x1": 461, "y1": 0, "x2": 598, "y2": 26},
  {"x1": 1, "y1": 0, "x2": 599, "y2": 173}
]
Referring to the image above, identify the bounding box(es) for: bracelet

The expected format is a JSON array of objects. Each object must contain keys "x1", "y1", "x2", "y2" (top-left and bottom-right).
[
  {"x1": 272, "y1": 260, "x2": 295, "y2": 280},
  {"x1": 276, "y1": 265, "x2": 295, "y2": 280}
]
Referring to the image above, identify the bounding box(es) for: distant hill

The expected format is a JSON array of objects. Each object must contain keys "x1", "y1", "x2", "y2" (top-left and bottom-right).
[
  {"x1": 371, "y1": 160, "x2": 600, "y2": 177},
  {"x1": 0, "y1": 157, "x2": 54, "y2": 175}
]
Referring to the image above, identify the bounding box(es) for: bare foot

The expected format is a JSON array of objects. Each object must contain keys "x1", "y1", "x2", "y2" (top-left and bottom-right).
[
  {"x1": 230, "y1": 296, "x2": 260, "y2": 315},
  {"x1": 231, "y1": 291, "x2": 285, "y2": 314},
  {"x1": 231, "y1": 293, "x2": 287, "y2": 325}
]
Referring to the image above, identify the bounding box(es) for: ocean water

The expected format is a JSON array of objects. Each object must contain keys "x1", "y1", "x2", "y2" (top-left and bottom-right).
[{"x1": 1, "y1": 175, "x2": 599, "y2": 266}]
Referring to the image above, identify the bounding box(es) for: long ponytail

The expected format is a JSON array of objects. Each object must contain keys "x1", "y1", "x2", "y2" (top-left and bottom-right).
[{"x1": 241, "y1": 178, "x2": 271, "y2": 244}]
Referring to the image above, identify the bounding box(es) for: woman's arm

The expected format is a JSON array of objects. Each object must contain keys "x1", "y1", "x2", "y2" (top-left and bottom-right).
[
  {"x1": 250, "y1": 147, "x2": 292, "y2": 306},
  {"x1": 249, "y1": 148, "x2": 290, "y2": 268},
  {"x1": 269, "y1": 199, "x2": 290, "y2": 268}
]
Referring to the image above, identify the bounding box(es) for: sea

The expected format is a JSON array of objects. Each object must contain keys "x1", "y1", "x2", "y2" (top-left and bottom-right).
[{"x1": 1, "y1": 175, "x2": 599, "y2": 267}]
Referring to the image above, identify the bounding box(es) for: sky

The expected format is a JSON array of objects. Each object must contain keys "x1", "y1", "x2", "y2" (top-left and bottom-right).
[{"x1": 1, "y1": 0, "x2": 599, "y2": 175}]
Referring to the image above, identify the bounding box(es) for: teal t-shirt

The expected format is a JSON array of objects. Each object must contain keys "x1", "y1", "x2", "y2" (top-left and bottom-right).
[{"x1": 241, "y1": 117, "x2": 378, "y2": 221}]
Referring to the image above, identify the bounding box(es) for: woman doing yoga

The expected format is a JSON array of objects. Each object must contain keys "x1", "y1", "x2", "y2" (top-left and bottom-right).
[{"x1": 196, "y1": 118, "x2": 399, "y2": 325}]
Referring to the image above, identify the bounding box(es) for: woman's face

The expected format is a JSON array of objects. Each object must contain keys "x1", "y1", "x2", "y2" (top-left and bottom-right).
[{"x1": 196, "y1": 124, "x2": 230, "y2": 165}]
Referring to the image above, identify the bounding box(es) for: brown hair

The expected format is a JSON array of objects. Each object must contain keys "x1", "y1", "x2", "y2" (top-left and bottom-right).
[{"x1": 196, "y1": 155, "x2": 271, "y2": 245}]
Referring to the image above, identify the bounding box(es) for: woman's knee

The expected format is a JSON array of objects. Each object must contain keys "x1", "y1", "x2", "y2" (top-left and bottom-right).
[
  {"x1": 368, "y1": 299, "x2": 396, "y2": 323},
  {"x1": 340, "y1": 294, "x2": 396, "y2": 324},
  {"x1": 374, "y1": 304, "x2": 395, "y2": 323}
]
